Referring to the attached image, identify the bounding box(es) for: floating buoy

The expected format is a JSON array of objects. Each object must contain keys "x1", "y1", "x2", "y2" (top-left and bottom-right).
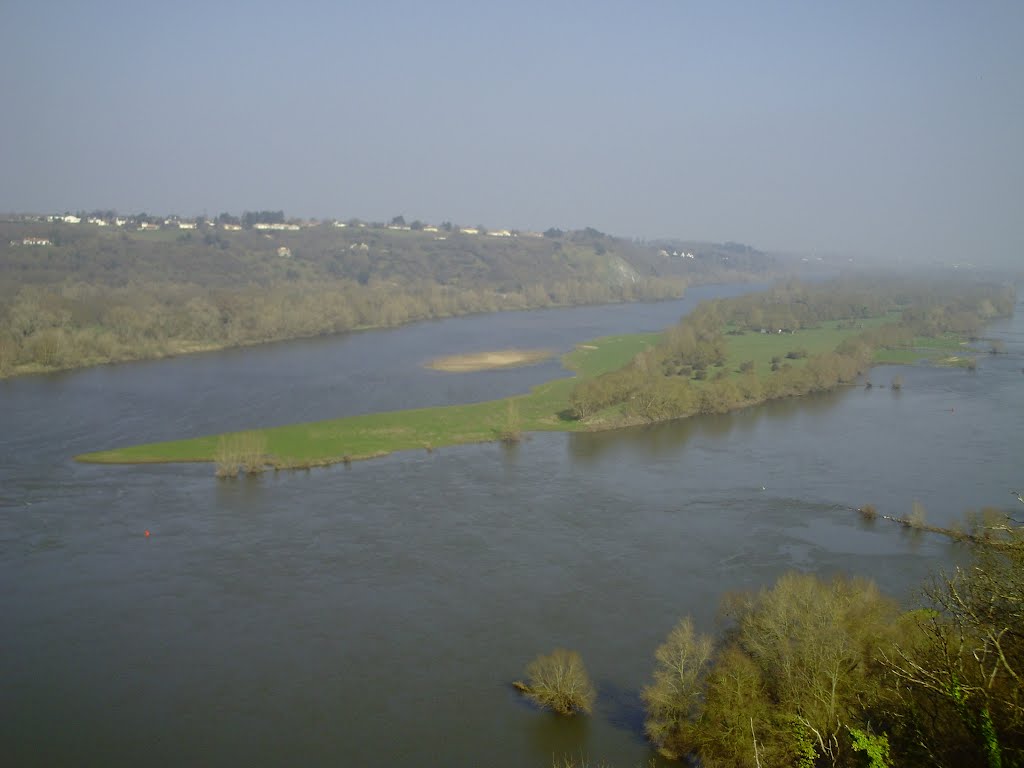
[{"x1": 144, "y1": 530, "x2": 150, "y2": 538}]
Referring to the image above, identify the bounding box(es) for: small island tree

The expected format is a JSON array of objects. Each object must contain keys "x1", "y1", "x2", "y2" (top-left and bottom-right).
[{"x1": 514, "y1": 649, "x2": 596, "y2": 715}]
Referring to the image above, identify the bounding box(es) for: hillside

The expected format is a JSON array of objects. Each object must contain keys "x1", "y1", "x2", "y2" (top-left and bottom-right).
[{"x1": 0, "y1": 216, "x2": 776, "y2": 376}]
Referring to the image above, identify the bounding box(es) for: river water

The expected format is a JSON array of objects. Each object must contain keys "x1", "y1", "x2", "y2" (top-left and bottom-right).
[{"x1": 1, "y1": 284, "x2": 1021, "y2": 767}]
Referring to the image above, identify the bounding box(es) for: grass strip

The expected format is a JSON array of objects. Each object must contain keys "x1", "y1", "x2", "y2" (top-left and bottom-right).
[{"x1": 76, "y1": 321, "x2": 966, "y2": 469}]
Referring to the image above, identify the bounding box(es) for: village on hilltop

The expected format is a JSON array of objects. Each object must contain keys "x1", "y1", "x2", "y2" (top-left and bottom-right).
[{"x1": 6, "y1": 210, "x2": 549, "y2": 247}]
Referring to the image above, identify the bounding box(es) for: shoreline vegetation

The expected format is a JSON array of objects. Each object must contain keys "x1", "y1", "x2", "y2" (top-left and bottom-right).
[
  {"x1": 76, "y1": 277, "x2": 1016, "y2": 473},
  {"x1": 0, "y1": 214, "x2": 781, "y2": 379}
]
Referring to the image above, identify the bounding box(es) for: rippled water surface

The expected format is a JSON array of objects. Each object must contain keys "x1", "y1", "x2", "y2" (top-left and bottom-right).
[{"x1": 2, "y1": 285, "x2": 1022, "y2": 767}]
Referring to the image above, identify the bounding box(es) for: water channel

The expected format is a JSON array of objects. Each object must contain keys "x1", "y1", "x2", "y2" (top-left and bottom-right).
[{"x1": 2, "y1": 283, "x2": 1021, "y2": 767}]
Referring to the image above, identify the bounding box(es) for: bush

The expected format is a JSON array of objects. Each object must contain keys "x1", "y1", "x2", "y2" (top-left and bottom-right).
[
  {"x1": 214, "y1": 431, "x2": 268, "y2": 477},
  {"x1": 516, "y1": 649, "x2": 596, "y2": 716}
]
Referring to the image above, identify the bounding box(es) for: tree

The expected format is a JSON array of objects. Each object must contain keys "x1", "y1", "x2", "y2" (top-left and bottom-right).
[
  {"x1": 883, "y1": 523, "x2": 1024, "y2": 767},
  {"x1": 515, "y1": 649, "x2": 596, "y2": 716},
  {"x1": 643, "y1": 573, "x2": 899, "y2": 766},
  {"x1": 642, "y1": 618, "x2": 714, "y2": 759},
  {"x1": 390, "y1": 214, "x2": 406, "y2": 227}
]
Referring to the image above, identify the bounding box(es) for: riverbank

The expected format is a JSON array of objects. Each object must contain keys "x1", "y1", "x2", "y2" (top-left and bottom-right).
[{"x1": 75, "y1": 317, "x2": 977, "y2": 471}]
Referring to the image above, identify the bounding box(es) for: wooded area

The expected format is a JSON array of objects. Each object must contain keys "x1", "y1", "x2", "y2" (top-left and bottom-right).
[
  {"x1": 569, "y1": 278, "x2": 1016, "y2": 423},
  {"x1": 0, "y1": 219, "x2": 774, "y2": 376}
]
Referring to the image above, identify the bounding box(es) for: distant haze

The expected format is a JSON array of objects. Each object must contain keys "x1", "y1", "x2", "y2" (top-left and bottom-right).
[{"x1": 1, "y1": 1, "x2": 1021, "y2": 266}]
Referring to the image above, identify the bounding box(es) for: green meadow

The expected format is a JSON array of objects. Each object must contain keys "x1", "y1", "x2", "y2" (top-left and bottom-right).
[
  {"x1": 76, "y1": 332, "x2": 663, "y2": 467},
  {"x1": 76, "y1": 317, "x2": 964, "y2": 470}
]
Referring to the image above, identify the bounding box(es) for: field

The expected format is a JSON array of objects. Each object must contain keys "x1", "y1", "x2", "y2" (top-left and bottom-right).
[
  {"x1": 76, "y1": 333, "x2": 663, "y2": 467},
  {"x1": 77, "y1": 317, "x2": 965, "y2": 470}
]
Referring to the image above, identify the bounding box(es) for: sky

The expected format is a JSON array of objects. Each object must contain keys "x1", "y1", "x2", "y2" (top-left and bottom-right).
[{"x1": 1, "y1": 0, "x2": 1022, "y2": 265}]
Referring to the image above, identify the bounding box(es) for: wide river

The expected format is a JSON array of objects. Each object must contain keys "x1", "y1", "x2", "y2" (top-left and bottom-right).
[{"x1": 2, "y1": 283, "x2": 1022, "y2": 767}]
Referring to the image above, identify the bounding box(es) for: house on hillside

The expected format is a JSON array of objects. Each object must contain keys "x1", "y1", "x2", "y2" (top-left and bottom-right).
[
  {"x1": 253, "y1": 222, "x2": 300, "y2": 231},
  {"x1": 138, "y1": 222, "x2": 160, "y2": 231},
  {"x1": 12, "y1": 236, "x2": 52, "y2": 246}
]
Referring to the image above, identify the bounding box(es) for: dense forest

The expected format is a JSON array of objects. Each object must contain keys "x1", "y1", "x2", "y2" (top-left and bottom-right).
[
  {"x1": 0, "y1": 217, "x2": 775, "y2": 376},
  {"x1": 569, "y1": 277, "x2": 1017, "y2": 423}
]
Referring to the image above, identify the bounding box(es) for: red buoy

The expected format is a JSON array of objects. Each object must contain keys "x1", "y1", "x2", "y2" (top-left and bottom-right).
[{"x1": 144, "y1": 530, "x2": 150, "y2": 537}]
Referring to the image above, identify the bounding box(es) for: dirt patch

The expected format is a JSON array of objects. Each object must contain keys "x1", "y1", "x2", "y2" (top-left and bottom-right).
[{"x1": 427, "y1": 348, "x2": 554, "y2": 372}]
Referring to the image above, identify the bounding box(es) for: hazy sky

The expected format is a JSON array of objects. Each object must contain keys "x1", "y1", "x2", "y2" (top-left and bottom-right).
[{"x1": 2, "y1": 1, "x2": 1022, "y2": 264}]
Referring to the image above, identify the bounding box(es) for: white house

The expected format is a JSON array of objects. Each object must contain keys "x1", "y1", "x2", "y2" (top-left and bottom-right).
[{"x1": 253, "y1": 222, "x2": 300, "y2": 231}]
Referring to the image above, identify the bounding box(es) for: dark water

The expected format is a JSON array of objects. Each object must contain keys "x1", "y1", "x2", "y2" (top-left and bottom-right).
[{"x1": 2, "y1": 285, "x2": 1022, "y2": 767}]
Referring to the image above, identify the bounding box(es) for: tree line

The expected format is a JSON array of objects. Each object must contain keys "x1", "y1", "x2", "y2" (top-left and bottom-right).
[
  {"x1": 568, "y1": 278, "x2": 1016, "y2": 423},
  {"x1": 0, "y1": 275, "x2": 686, "y2": 376},
  {"x1": 0, "y1": 218, "x2": 775, "y2": 376}
]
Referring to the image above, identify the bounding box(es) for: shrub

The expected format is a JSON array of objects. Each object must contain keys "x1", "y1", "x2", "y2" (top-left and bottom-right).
[
  {"x1": 516, "y1": 649, "x2": 596, "y2": 716},
  {"x1": 908, "y1": 500, "x2": 926, "y2": 529},
  {"x1": 214, "y1": 431, "x2": 268, "y2": 477},
  {"x1": 859, "y1": 504, "x2": 878, "y2": 521}
]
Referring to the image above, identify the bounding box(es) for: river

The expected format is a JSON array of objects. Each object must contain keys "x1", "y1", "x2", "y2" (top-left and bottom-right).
[{"x1": 1, "y1": 283, "x2": 1021, "y2": 767}]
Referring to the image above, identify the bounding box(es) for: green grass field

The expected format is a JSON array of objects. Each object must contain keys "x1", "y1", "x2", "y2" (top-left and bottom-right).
[
  {"x1": 78, "y1": 318, "x2": 963, "y2": 470},
  {"x1": 871, "y1": 332, "x2": 970, "y2": 364},
  {"x1": 76, "y1": 332, "x2": 663, "y2": 467},
  {"x1": 720, "y1": 316, "x2": 896, "y2": 378}
]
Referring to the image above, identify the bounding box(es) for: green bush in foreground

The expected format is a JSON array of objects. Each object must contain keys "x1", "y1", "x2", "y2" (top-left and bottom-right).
[{"x1": 516, "y1": 649, "x2": 596, "y2": 716}]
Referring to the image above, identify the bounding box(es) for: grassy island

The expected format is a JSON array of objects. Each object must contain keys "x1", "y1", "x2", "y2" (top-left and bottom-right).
[
  {"x1": 76, "y1": 277, "x2": 1015, "y2": 474},
  {"x1": 76, "y1": 333, "x2": 661, "y2": 470}
]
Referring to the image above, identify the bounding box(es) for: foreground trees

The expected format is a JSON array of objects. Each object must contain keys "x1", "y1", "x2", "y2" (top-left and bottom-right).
[
  {"x1": 883, "y1": 521, "x2": 1024, "y2": 767},
  {"x1": 643, "y1": 574, "x2": 898, "y2": 766},
  {"x1": 640, "y1": 521, "x2": 1024, "y2": 767}
]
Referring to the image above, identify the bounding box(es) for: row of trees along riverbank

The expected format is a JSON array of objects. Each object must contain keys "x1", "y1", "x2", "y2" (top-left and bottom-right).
[
  {"x1": 520, "y1": 507, "x2": 1023, "y2": 767},
  {"x1": 568, "y1": 277, "x2": 1016, "y2": 424},
  {"x1": 0, "y1": 219, "x2": 783, "y2": 377}
]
